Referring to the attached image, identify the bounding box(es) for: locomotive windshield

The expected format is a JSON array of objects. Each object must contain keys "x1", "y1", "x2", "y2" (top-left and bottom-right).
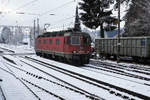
[
  {"x1": 67, "y1": 32, "x2": 91, "y2": 46},
  {"x1": 82, "y1": 36, "x2": 91, "y2": 46},
  {"x1": 71, "y1": 36, "x2": 80, "y2": 45}
]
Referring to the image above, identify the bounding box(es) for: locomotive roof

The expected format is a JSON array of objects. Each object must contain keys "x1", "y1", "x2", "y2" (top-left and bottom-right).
[{"x1": 37, "y1": 29, "x2": 90, "y2": 38}]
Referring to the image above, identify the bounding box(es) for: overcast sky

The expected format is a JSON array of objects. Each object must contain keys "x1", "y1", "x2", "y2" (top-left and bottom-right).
[
  {"x1": 0, "y1": 0, "x2": 80, "y2": 29},
  {"x1": 0, "y1": 0, "x2": 126, "y2": 30}
]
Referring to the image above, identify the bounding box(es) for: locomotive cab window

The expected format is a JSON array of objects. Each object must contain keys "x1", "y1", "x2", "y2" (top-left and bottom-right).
[
  {"x1": 67, "y1": 36, "x2": 71, "y2": 44},
  {"x1": 43, "y1": 40, "x2": 46, "y2": 44},
  {"x1": 71, "y1": 36, "x2": 80, "y2": 45},
  {"x1": 56, "y1": 39, "x2": 60, "y2": 45},
  {"x1": 49, "y1": 39, "x2": 52, "y2": 44}
]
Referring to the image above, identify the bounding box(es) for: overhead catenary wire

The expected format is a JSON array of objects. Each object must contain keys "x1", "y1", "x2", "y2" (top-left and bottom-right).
[
  {"x1": 0, "y1": 0, "x2": 79, "y2": 28},
  {"x1": 46, "y1": 1, "x2": 79, "y2": 31},
  {"x1": 0, "y1": 0, "x2": 9, "y2": 8},
  {"x1": 15, "y1": 0, "x2": 39, "y2": 11},
  {"x1": 48, "y1": 16, "x2": 75, "y2": 29},
  {"x1": 51, "y1": 16, "x2": 75, "y2": 25},
  {"x1": 6, "y1": 0, "x2": 10, "y2": 8},
  {"x1": 0, "y1": 0, "x2": 5, "y2": 5},
  {"x1": 40, "y1": 0, "x2": 76, "y2": 17},
  {"x1": 49, "y1": 22, "x2": 74, "y2": 31}
]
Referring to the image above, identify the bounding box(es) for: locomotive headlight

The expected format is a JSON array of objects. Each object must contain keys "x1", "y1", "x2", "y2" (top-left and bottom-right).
[{"x1": 73, "y1": 51, "x2": 77, "y2": 53}]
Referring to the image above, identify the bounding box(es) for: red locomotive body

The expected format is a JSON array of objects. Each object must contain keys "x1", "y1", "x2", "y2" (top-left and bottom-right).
[{"x1": 35, "y1": 30, "x2": 92, "y2": 65}]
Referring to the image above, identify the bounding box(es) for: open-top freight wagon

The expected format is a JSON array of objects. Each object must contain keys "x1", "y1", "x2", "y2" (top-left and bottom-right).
[{"x1": 95, "y1": 37, "x2": 150, "y2": 62}]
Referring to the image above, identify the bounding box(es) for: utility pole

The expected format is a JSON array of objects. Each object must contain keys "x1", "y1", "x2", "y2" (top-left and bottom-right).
[
  {"x1": 33, "y1": 20, "x2": 36, "y2": 48},
  {"x1": 29, "y1": 28, "x2": 32, "y2": 48},
  {"x1": 117, "y1": 0, "x2": 121, "y2": 63},
  {"x1": 16, "y1": 21, "x2": 18, "y2": 46},
  {"x1": 37, "y1": 18, "x2": 40, "y2": 36},
  {"x1": 63, "y1": 24, "x2": 64, "y2": 30}
]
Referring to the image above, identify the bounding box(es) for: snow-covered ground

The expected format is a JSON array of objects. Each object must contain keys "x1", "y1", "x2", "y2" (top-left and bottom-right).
[
  {"x1": 0, "y1": 44, "x2": 35, "y2": 54},
  {"x1": 0, "y1": 43, "x2": 150, "y2": 100},
  {"x1": 0, "y1": 57, "x2": 37, "y2": 100}
]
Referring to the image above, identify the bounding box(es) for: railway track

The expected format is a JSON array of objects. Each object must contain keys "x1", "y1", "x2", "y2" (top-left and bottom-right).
[
  {"x1": 0, "y1": 62, "x2": 68, "y2": 100},
  {"x1": 83, "y1": 64, "x2": 150, "y2": 86},
  {"x1": 0, "y1": 46, "x2": 35, "y2": 56},
  {"x1": 2, "y1": 56, "x2": 102, "y2": 100},
  {"x1": 90, "y1": 60, "x2": 150, "y2": 80},
  {"x1": 85, "y1": 63, "x2": 150, "y2": 82},
  {"x1": 21, "y1": 78, "x2": 65, "y2": 100},
  {"x1": 1, "y1": 46, "x2": 150, "y2": 100},
  {"x1": 0, "y1": 85, "x2": 6, "y2": 100},
  {"x1": 1, "y1": 47, "x2": 99, "y2": 100},
  {"x1": 90, "y1": 60, "x2": 150, "y2": 75},
  {"x1": 0, "y1": 65, "x2": 41, "y2": 100},
  {"x1": 19, "y1": 59, "x2": 104, "y2": 100},
  {"x1": 19, "y1": 56, "x2": 150, "y2": 100},
  {"x1": 0, "y1": 47, "x2": 15, "y2": 53},
  {"x1": 1, "y1": 55, "x2": 67, "y2": 100}
]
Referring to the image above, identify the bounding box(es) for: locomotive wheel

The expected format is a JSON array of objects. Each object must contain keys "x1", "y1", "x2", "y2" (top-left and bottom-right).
[
  {"x1": 59, "y1": 57, "x2": 65, "y2": 62},
  {"x1": 78, "y1": 58, "x2": 83, "y2": 66},
  {"x1": 48, "y1": 54, "x2": 52, "y2": 59},
  {"x1": 85, "y1": 58, "x2": 90, "y2": 64},
  {"x1": 72, "y1": 59, "x2": 83, "y2": 66},
  {"x1": 38, "y1": 53, "x2": 41, "y2": 57},
  {"x1": 43, "y1": 53, "x2": 47, "y2": 58},
  {"x1": 36, "y1": 52, "x2": 39, "y2": 56}
]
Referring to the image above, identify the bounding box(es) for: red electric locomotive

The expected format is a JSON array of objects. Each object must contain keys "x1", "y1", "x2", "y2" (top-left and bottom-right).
[{"x1": 35, "y1": 29, "x2": 92, "y2": 65}]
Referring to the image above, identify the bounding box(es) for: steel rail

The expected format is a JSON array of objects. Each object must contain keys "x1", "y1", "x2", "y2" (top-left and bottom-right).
[
  {"x1": 0, "y1": 66, "x2": 41, "y2": 100},
  {"x1": 23, "y1": 56, "x2": 146, "y2": 100},
  {"x1": 5, "y1": 60, "x2": 101, "y2": 100},
  {"x1": 21, "y1": 60, "x2": 103, "y2": 100},
  {"x1": 0, "y1": 86, "x2": 6, "y2": 100},
  {"x1": 83, "y1": 65, "x2": 150, "y2": 86}
]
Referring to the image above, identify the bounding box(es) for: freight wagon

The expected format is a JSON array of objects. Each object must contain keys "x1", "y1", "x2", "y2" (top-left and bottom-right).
[{"x1": 95, "y1": 37, "x2": 150, "y2": 61}]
